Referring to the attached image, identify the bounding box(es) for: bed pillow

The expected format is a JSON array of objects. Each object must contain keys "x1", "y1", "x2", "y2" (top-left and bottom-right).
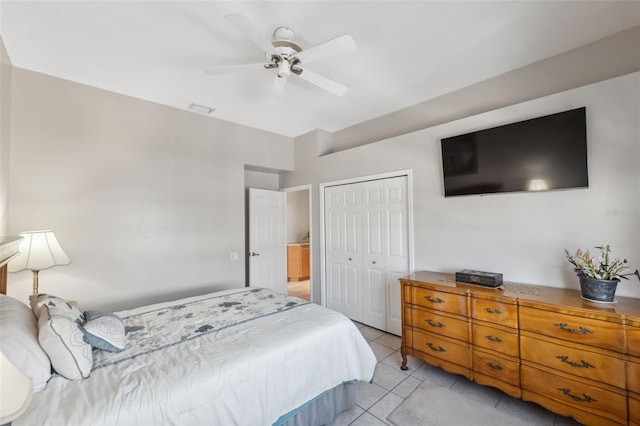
[
  {"x1": 81, "y1": 310, "x2": 126, "y2": 352},
  {"x1": 0, "y1": 294, "x2": 52, "y2": 392},
  {"x1": 30, "y1": 293, "x2": 85, "y2": 323},
  {"x1": 38, "y1": 304, "x2": 93, "y2": 380}
]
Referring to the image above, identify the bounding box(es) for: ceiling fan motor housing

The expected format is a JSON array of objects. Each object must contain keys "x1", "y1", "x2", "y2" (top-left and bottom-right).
[{"x1": 268, "y1": 30, "x2": 302, "y2": 77}]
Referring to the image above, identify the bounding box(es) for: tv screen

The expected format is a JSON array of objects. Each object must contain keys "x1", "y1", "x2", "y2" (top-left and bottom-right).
[{"x1": 440, "y1": 107, "x2": 588, "y2": 197}]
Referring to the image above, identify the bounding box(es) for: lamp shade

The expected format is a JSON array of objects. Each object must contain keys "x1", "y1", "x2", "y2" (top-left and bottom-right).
[
  {"x1": 0, "y1": 351, "x2": 33, "y2": 423},
  {"x1": 8, "y1": 230, "x2": 71, "y2": 272}
]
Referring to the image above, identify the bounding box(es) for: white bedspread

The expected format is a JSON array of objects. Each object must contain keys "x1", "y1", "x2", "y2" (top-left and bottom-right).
[{"x1": 15, "y1": 288, "x2": 377, "y2": 426}]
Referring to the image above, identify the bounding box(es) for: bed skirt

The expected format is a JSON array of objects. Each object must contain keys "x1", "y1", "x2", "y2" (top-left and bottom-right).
[{"x1": 278, "y1": 381, "x2": 356, "y2": 426}]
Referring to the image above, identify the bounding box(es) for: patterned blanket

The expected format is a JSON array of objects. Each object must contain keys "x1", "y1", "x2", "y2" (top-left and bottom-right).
[{"x1": 93, "y1": 288, "x2": 309, "y2": 370}]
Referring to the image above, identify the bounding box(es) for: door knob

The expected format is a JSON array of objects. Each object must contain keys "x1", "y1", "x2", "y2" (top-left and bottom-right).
[
  {"x1": 372, "y1": 261, "x2": 376, "y2": 264},
  {"x1": 249, "y1": 252, "x2": 260, "y2": 257}
]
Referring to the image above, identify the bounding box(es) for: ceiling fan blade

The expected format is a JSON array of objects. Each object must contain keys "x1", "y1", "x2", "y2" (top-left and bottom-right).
[
  {"x1": 293, "y1": 34, "x2": 356, "y2": 64},
  {"x1": 204, "y1": 62, "x2": 270, "y2": 75},
  {"x1": 295, "y1": 68, "x2": 348, "y2": 96},
  {"x1": 225, "y1": 14, "x2": 278, "y2": 57}
]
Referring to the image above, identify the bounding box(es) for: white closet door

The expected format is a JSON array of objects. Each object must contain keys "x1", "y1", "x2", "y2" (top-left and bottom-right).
[
  {"x1": 384, "y1": 176, "x2": 409, "y2": 335},
  {"x1": 362, "y1": 180, "x2": 387, "y2": 330},
  {"x1": 325, "y1": 184, "x2": 363, "y2": 321},
  {"x1": 324, "y1": 175, "x2": 409, "y2": 335}
]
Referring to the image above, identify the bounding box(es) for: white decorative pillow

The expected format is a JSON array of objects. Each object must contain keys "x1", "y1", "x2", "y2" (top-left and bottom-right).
[
  {"x1": 81, "y1": 310, "x2": 126, "y2": 352},
  {"x1": 0, "y1": 294, "x2": 52, "y2": 392},
  {"x1": 30, "y1": 293, "x2": 85, "y2": 323},
  {"x1": 38, "y1": 304, "x2": 93, "y2": 380}
]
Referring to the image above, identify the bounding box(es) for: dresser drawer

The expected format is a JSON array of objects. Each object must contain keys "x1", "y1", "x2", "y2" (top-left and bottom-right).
[
  {"x1": 520, "y1": 334, "x2": 625, "y2": 388},
  {"x1": 472, "y1": 349, "x2": 520, "y2": 386},
  {"x1": 630, "y1": 396, "x2": 640, "y2": 426},
  {"x1": 412, "y1": 287, "x2": 466, "y2": 315},
  {"x1": 403, "y1": 327, "x2": 413, "y2": 349},
  {"x1": 521, "y1": 365, "x2": 627, "y2": 425},
  {"x1": 472, "y1": 323, "x2": 519, "y2": 357},
  {"x1": 472, "y1": 298, "x2": 517, "y2": 328},
  {"x1": 412, "y1": 307, "x2": 469, "y2": 341},
  {"x1": 519, "y1": 306, "x2": 624, "y2": 352},
  {"x1": 628, "y1": 357, "x2": 640, "y2": 394},
  {"x1": 627, "y1": 317, "x2": 640, "y2": 357},
  {"x1": 413, "y1": 329, "x2": 470, "y2": 368}
]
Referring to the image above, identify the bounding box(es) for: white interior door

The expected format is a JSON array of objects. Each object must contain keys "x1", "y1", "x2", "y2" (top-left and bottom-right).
[
  {"x1": 325, "y1": 184, "x2": 363, "y2": 321},
  {"x1": 248, "y1": 188, "x2": 287, "y2": 294}
]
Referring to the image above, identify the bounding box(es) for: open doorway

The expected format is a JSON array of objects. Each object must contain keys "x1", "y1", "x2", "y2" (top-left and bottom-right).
[{"x1": 284, "y1": 185, "x2": 312, "y2": 302}]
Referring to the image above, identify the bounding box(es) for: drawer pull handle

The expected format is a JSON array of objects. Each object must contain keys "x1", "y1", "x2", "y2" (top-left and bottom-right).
[
  {"x1": 425, "y1": 295, "x2": 444, "y2": 304},
  {"x1": 556, "y1": 355, "x2": 595, "y2": 369},
  {"x1": 486, "y1": 362, "x2": 503, "y2": 371},
  {"x1": 554, "y1": 323, "x2": 593, "y2": 335},
  {"x1": 558, "y1": 388, "x2": 597, "y2": 403},
  {"x1": 484, "y1": 307, "x2": 502, "y2": 314},
  {"x1": 485, "y1": 335, "x2": 502, "y2": 343},
  {"x1": 426, "y1": 343, "x2": 446, "y2": 352},
  {"x1": 426, "y1": 319, "x2": 444, "y2": 328}
]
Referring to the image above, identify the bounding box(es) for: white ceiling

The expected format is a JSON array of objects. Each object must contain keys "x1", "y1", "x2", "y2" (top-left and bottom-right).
[{"x1": 1, "y1": 1, "x2": 639, "y2": 138}]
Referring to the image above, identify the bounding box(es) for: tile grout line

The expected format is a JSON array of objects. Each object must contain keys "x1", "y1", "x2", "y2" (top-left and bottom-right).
[{"x1": 346, "y1": 321, "x2": 582, "y2": 426}]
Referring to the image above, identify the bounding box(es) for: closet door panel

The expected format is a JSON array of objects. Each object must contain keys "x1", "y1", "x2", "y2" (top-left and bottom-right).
[
  {"x1": 344, "y1": 263, "x2": 362, "y2": 319},
  {"x1": 362, "y1": 180, "x2": 388, "y2": 329},
  {"x1": 326, "y1": 261, "x2": 343, "y2": 309},
  {"x1": 384, "y1": 176, "x2": 409, "y2": 336},
  {"x1": 345, "y1": 211, "x2": 360, "y2": 256},
  {"x1": 387, "y1": 271, "x2": 404, "y2": 335},
  {"x1": 364, "y1": 210, "x2": 384, "y2": 257},
  {"x1": 364, "y1": 267, "x2": 386, "y2": 329},
  {"x1": 324, "y1": 185, "x2": 363, "y2": 321},
  {"x1": 388, "y1": 210, "x2": 407, "y2": 258}
]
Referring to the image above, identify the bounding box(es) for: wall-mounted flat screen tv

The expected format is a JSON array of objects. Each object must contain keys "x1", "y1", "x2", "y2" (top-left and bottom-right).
[{"x1": 440, "y1": 107, "x2": 588, "y2": 197}]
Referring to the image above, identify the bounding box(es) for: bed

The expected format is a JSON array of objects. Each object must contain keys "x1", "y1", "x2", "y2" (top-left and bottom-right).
[{"x1": 1, "y1": 287, "x2": 377, "y2": 426}]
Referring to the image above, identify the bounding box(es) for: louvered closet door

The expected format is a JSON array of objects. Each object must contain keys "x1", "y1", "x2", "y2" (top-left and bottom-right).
[{"x1": 325, "y1": 184, "x2": 363, "y2": 321}]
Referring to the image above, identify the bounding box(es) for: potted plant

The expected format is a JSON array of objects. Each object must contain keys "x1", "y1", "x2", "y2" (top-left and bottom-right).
[{"x1": 565, "y1": 245, "x2": 640, "y2": 303}]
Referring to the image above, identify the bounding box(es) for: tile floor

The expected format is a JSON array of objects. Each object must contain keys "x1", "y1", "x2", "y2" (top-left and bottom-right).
[
  {"x1": 288, "y1": 280, "x2": 310, "y2": 301},
  {"x1": 327, "y1": 322, "x2": 583, "y2": 426}
]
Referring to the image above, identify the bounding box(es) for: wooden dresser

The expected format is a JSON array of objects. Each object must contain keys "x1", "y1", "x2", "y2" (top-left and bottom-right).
[
  {"x1": 627, "y1": 314, "x2": 640, "y2": 426},
  {"x1": 400, "y1": 271, "x2": 640, "y2": 426}
]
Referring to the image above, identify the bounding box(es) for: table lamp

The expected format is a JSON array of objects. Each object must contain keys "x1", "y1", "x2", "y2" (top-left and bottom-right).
[{"x1": 8, "y1": 230, "x2": 71, "y2": 296}]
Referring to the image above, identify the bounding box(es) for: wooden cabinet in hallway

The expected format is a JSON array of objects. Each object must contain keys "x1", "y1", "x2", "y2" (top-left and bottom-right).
[{"x1": 287, "y1": 244, "x2": 310, "y2": 281}]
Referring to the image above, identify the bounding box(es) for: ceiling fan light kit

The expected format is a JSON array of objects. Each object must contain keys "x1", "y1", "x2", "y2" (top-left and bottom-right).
[{"x1": 206, "y1": 14, "x2": 357, "y2": 97}]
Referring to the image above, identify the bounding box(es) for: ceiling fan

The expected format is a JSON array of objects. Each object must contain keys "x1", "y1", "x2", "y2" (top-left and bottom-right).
[{"x1": 205, "y1": 14, "x2": 357, "y2": 97}]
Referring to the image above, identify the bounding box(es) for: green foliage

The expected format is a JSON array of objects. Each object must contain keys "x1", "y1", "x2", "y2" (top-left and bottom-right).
[{"x1": 565, "y1": 245, "x2": 640, "y2": 281}]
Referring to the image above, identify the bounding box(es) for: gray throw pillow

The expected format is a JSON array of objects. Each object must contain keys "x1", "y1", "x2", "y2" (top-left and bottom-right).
[{"x1": 81, "y1": 310, "x2": 126, "y2": 352}]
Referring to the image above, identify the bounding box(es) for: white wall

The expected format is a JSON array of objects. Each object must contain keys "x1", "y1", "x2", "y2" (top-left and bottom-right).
[
  {"x1": 286, "y1": 190, "x2": 309, "y2": 243},
  {"x1": 244, "y1": 170, "x2": 280, "y2": 191},
  {"x1": 0, "y1": 37, "x2": 11, "y2": 235},
  {"x1": 282, "y1": 72, "x2": 640, "y2": 301},
  {"x1": 8, "y1": 68, "x2": 293, "y2": 310}
]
